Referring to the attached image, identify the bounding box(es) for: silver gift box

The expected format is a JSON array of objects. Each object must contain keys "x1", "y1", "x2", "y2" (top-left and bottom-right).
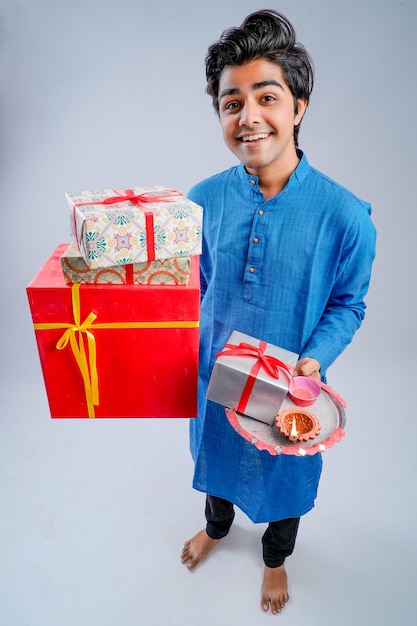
[{"x1": 206, "y1": 330, "x2": 299, "y2": 425}]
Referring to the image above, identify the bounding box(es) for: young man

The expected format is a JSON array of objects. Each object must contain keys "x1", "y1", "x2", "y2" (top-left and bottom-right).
[{"x1": 180, "y1": 9, "x2": 376, "y2": 615}]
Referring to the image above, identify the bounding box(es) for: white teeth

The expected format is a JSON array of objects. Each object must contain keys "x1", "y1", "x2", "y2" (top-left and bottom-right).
[{"x1": 241, "y1": 133, "x2": 269, "y2": 142}]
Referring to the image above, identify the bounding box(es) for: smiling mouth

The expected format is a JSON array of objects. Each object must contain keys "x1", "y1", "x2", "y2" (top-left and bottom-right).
[{"x1": 239, "y1": 133, "x2": 270, "y2": 142}]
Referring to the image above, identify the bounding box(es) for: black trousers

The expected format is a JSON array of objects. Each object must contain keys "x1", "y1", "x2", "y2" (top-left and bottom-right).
[{"x1": 205, "y1": 494, "x2": 300, "y2": 568}]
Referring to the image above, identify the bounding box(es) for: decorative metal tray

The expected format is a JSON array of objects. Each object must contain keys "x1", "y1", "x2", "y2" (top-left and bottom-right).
[{"x1": 225, "y1": 385, "x2": 346, "y2": 456}]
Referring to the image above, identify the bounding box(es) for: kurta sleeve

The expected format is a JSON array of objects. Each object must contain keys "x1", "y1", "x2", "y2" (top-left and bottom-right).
[
  {"x1": 300, "y1": 204, "x2": 376, "y2": 374},
  {"x1": 188, "y1": 185, "x2": 209, "y2": 300}
]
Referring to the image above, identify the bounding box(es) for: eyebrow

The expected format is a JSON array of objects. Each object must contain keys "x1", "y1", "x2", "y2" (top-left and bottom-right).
[{"x1": 219, "y1": 80, "x2": 285, "y2": 100}]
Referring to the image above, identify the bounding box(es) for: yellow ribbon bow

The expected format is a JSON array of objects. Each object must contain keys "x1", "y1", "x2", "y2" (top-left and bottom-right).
[{"x1": 33, "y1": 283, "x2": 199, "y2": 418}]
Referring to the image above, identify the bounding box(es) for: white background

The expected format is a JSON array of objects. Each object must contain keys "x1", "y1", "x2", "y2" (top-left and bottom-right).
[{"x1": 1, "y1": 1, "x2": 416, "y2": 625}]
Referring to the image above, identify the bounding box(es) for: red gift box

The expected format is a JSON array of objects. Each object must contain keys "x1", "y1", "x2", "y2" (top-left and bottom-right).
[{"x1": 26, "y1": 243, "x2": 200, "y2": 418}]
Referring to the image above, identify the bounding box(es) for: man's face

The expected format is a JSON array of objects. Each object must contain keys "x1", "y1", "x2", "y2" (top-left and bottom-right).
[{"x1": 218, "y1": 58, "x2": 307, "y2": 180}]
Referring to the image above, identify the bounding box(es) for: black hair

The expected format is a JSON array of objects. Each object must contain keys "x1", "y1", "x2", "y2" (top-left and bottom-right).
[{"x1": 205, "y1": 9, "x2": 314, "y2": 145}]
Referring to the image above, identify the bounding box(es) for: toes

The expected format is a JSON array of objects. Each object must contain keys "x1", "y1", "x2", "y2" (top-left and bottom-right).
[
  {"x1": 261, "y1": 596, "x2": 286, "y2": 614},
  {"x1": 184, "y1": 555, "x2": 197, "y2": 571},
  {"x1": 180, "y1": 547, "x2": 197, "y2": 570},
  {"x1": 271, "y1": 601, "x2": 282, "y2": 615},
  {"x1": 181, "y1": 541, "x2": 191, "y2": 558}
]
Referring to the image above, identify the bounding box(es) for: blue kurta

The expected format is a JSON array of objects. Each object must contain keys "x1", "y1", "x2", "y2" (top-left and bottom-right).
[{"x1": 188, "y1": 152, "x2": 376, "y2": 523}]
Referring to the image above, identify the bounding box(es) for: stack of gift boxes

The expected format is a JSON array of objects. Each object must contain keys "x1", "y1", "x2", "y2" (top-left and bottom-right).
[{"x1": 27, "y1": 186, "x2": 203, "y2": 419}]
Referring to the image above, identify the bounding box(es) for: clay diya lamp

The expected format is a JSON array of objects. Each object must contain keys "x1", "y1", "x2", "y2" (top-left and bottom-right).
[
  {"x1": 275, "y1": 407, "x2": 321, "y2": 442},
  {"x1": 288, "y1": 376, "x2": 320, "y2": 407}
]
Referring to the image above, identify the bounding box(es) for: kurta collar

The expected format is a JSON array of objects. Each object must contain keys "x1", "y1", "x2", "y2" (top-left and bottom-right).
[{"x1": 238, "y1": 149, "x2": 310, "y2": 196}]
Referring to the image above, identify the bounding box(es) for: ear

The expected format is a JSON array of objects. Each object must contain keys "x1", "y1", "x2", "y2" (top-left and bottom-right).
[{"x1": 294, "y1": 98, "x2": 308, "y2": 125}]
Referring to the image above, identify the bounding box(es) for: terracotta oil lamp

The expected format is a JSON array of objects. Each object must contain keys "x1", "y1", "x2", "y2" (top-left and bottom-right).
[{"x1": 275, "y1": 407, "x2": 321, "y2": 442}]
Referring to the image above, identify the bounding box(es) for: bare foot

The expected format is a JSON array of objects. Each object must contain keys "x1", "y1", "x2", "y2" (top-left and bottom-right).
[
  {"x1": 181, "y1": 529, "x2": 220, "y2": 571},
  {"x1": 261, "y1": 564, "x2": 289, "y2": 614}
]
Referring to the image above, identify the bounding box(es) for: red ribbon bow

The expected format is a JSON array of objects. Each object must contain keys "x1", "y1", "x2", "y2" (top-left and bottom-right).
[
  {"x1": 73, "y1": 188, "x2": 183, "y2": 262},
  {"x1": 216, "y1": 340, "x2": 293, "y2": 414},
  {"x1": 98, "y1": 188, "x2": 182, "y2": 207}
]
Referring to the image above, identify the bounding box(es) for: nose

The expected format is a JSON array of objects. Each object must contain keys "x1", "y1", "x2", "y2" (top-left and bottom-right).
[{"x1": 238, "y1": 99, "x2": 261, "y2": 127}]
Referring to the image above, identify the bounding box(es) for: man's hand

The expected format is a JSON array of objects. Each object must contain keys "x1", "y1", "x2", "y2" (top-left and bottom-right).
[{"x1": 293, "y1": 357, "x2": 321, "y2": 380}]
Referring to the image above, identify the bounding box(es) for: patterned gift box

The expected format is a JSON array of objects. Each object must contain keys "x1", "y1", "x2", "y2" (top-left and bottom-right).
[
  {"x1": 206, "y1": 330, "x2": 299, "y2": 425},
  {"x1": 27, "y1": 243, "x2": 200, "y2": 418},
  {"x1": 66, "y1": 186, "x2": 202, "y2": 269},
  {"x1": 61, "y1": 242, "x2": 191, "y2": 285}
]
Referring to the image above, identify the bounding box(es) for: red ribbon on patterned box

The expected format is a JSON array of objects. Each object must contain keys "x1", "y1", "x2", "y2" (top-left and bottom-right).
[
  {"x1": 73, "y1": 188, "x2": 183, "y2": 262},
  {"x1": 216, "y1": 340, "x2": 294, "y2": 415}
]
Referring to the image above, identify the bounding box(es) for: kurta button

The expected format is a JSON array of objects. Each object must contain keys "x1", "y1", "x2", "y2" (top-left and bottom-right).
[
  {"x1": 253, "y1": 237, "x2": 259, "y2": 243},
  {"x1": 250, "y1": 179, "x2": 256, "y2": 184},
  {"x1": 258, "y1": 209, "x2": 264, "y2": 215},
  {"x1": 249, "y1": 267, "x2": 255, "y2": 273}
]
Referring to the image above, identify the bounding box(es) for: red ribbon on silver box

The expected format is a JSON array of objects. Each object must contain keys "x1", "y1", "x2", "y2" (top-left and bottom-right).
[{"x1": 216, "y1": 340, "x2": 293, "y2": 415}]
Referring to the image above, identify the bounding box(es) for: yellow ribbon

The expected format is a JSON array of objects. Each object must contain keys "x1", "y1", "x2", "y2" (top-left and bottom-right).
[{"x1": 33, "y1": 283, "x2": 199, "y2": 418}]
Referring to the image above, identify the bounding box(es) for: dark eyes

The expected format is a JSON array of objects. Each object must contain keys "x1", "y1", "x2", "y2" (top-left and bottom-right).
[
  {"x1": 224, "y1": 101, "x2": 240, "y2": 111},
  {"x1": 223, "y1": 94, "x2": 277, "y2": 112}
]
